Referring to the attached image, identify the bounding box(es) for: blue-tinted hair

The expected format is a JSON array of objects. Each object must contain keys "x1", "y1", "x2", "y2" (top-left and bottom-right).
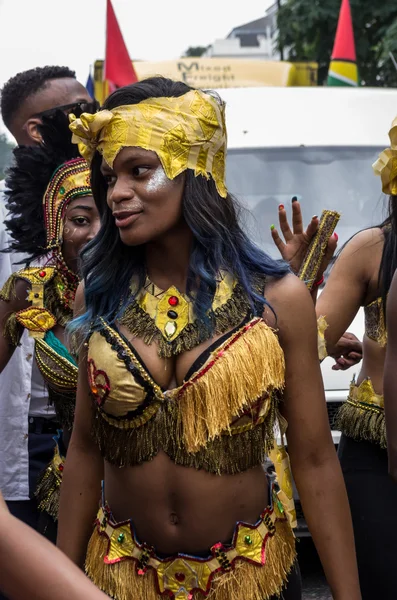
[{"x1": 70, "y1": 77, "x2": 289, "y2": 338}]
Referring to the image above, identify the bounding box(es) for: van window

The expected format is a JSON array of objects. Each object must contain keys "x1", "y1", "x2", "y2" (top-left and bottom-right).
[{"x1": 227, "y1": 146, "x2": 386, "y2": 258}]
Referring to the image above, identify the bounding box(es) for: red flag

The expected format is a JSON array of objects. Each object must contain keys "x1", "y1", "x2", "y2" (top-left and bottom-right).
[
  {"x1": 104, "y1": 0, "x2": 138, "y2": 92},
  {"x1": 331, "y1": 0, "x2": 356, "y2": 62}
]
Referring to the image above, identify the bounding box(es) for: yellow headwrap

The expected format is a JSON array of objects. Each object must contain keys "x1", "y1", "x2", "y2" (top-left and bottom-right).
[
  {"x1": 373, "y1": 117, "x2": 397, "y2": 196},
  {"x1": 69, "y1": 89, "x2": 227, "y2": 198}
]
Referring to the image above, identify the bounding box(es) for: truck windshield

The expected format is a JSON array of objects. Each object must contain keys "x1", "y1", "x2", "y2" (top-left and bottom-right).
[{"x1": 227, "y1": 146, "x2": 387, "y2": 259}]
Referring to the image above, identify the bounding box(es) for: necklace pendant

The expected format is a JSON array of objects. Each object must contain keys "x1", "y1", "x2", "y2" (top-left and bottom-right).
[
  {"x1": 155, "y1": 286, "x2": 189, "y2": 342},
  {"x1": 164, "y1": 320, "x2": 177, "y2": 339}
]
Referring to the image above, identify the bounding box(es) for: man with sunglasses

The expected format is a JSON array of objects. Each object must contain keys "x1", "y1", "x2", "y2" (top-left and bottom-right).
[
  {"x1": 1, "y1": 66, "x2": 97, "y2": 146},
  {"x1": 0, "y1": 66, "x2": 96, "y2": 558}
]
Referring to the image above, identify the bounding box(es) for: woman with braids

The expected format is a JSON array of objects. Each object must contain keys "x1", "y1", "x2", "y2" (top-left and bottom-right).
[
  {"x1": 0, "y1": 112, "x2": 100, "y2": 540},
  {"x1": 57, "y1": 77, "x2": 360, "y2": 600},
  {"x1": 271, "y1": 118, "x2": 397, "y2": 599}
]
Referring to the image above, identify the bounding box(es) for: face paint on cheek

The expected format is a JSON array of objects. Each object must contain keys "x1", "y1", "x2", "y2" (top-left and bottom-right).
[{"x1": 146, "y1": 166, "x2": 172, "y2": 193}]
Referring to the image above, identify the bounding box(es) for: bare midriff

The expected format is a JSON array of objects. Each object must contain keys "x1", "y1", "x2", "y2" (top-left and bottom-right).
[
  {"x1": 104, "y1": 453, "x2": 269, "y2": 556},
  {"x1": 356, "y1": 335, "x2": 386, "y2": 395}
]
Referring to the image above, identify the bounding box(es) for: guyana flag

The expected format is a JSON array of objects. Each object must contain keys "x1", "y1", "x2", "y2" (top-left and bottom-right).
[{"x1": 327, "y1": 0, "x2": 359, "y2": 86}]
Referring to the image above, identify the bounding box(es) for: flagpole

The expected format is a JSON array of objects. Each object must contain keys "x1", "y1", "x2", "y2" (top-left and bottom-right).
[{"x1": 103, "y1": 0, "x2": 108, "y2": 102}]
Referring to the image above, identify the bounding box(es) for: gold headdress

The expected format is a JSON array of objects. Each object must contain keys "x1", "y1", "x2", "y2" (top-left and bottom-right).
[
  {"x1": 44, "y1": 157, "x2": 92, "y2": 250},
  {"x1": 69, "y1": 89, "x2": 228, "y2": 198},
  {"x1": 373, "y1": 117, "x2": 397, "y2": 196}
]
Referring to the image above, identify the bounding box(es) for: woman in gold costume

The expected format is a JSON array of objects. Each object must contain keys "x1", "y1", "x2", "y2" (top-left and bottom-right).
[
  {"x1": 271, "y1": 118, "x2": 397, "y2": 599},
  {"x1": 0, "y1": 113, "x2": 100, "y2": 539},
  {"x1": 57, "y1": 77, "x2": 360, "y2": 600}
]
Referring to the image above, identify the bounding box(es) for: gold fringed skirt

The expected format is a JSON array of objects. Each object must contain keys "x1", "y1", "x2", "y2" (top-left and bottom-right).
[
  {"x1": 334, "y1": 378, "x2": 386, "y2": 449},
  {"x1": 85, "y1": 501, "x2": 296, "y2": 600},
  {"x1": 35, "y1": 436, "x2": 65, "y2": 520}
]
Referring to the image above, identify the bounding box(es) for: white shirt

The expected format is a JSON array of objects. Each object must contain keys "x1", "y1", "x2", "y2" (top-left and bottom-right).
[{"x1": 0, "y1": 181, "x2": 52, "y2": 501}]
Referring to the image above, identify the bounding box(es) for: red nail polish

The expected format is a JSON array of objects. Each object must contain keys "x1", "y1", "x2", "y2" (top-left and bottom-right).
[
  {"x1": 279, "y1": 204, "x2": 284, "y2": 210},
  {"x1": 334, "y1": 232, "x2": 338, "y2": 241}
]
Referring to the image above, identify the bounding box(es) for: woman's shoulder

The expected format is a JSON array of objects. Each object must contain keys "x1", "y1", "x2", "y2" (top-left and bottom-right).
[
  {"x1": 263, "y1": 273, "x2": 314, "y2": 330},
  {"x1": 342, "y1": 227, "x2": 384, "y2": 255}
]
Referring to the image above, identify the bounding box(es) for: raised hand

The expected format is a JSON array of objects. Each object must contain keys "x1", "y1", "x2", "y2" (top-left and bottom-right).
[{"x1": 271, "y1": 198, "x2": 338, "y2": 277}]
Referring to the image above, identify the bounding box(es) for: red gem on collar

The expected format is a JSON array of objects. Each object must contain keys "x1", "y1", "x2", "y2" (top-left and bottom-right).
[
  {"x1": 175, "y1": 572, "x2": 185, "y2": 582},
  {"x1": 168, "y1": 296, "x2": 179, "y2": 307},
  {"x1": 39, "y1": 270, "x2": 46, "y2": 278}
]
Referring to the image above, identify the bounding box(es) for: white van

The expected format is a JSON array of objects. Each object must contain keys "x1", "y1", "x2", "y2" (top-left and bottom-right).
[{"x1": 221, "y1": 86, "x2": 397, "y2": 532}]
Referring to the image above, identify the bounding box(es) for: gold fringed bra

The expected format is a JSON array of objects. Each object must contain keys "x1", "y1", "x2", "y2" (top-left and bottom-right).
[{"x1": 87, "y1": 274, "x2": 286, "y2": 475}]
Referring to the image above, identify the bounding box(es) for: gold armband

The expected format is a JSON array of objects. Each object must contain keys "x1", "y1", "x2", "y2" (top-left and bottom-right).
[{"x1": 298, "y1": 210, "x2": 340, "y2": 291}]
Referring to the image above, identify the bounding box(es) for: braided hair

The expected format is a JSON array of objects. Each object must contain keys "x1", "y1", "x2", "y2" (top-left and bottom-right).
[{"x1": 3, "y1": 111, "x2": 81, "y2": 264}]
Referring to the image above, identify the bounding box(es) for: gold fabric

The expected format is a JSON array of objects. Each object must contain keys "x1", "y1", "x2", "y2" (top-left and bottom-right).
[
  {"x1": 298, "y1": 210, "x2": 340, "y2": 290},
  {"x1": 137, "y1": 273, "x2": 235, "y2": 344},
  {"x1": 335, "y1": 378, "x2": 386, "y2": 448},
  {"x1": 364, "y1": 297, "x2": 387, "y2": 347},
  {"x1": 317, "y1": 315, "x2": 328, "y2": 361},
  {"x1": 85, "y1": 502, "x2": 296, "y2": 600},
  {"x1": 69, "y1": 90, "x2": 227, "y2": 198},
  {"x1": 268, "y1": 414, "x2": 297, "y2": 530},
  {"x1": 16, "y1": 307, "x2": 57, "y2": 337},
  {"x1": 88, "y1": 330, "x2": 159, "y2": 416},
  {"x1": 0, "y1": 267, "x2": 56, "y2": 340},
  {"x1": 373, "y1": 118, "x2": 397, "y2": 195}
]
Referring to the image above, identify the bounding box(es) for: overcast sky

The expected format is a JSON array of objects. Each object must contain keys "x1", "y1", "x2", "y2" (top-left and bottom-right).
[{"x1": 0, "y1": 0, "x2": 272, "y2": 138}]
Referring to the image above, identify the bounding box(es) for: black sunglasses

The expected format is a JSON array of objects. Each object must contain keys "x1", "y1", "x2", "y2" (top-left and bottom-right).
[{"x1": 33, "y1": 100, "x2": 100, "y2": 119}]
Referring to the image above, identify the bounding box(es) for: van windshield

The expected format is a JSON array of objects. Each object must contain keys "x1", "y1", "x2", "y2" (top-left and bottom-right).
[{"x1": 227, "y1": 146, "x2": 387, "y2": 258}]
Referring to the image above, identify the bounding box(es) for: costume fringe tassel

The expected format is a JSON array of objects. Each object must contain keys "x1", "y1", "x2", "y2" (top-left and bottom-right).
[
  {"x1": 92, "y1": 404, "x2": 276, "y2": 474},
  {"x1": 4, "y1": 312, "x2": 21, "y2": 346},
  {"x1": 0, "y1": 272, "x2": 18, "y2": 302},
  {"x1": 35, "y1": 463, "x2": 61, "y2": 520},
  {"x1": 85, "y1": 518, "x2": 296, "y2": 600},
  {"x1": 176, "y1": 319, "x2": 285, "y2": 452},
  {"x1": 335, "y1": 400, "x2": 386, "y2": 449}
]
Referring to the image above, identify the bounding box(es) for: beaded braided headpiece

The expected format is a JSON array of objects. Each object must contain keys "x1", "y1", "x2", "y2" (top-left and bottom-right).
[{"x1": 44, "y1": 157, "x2": 92, "y2": 250}]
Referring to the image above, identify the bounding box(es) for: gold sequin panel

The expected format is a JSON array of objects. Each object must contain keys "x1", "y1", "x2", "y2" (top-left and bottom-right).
[{"x1": 364, "y1": 297, "x2": 387, "y2": 347}]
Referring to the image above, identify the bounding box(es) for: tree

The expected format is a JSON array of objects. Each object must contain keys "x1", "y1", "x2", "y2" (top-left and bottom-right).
[
  {"x1": 276, "y1": 0, "x2": 397, "y2": 86},
  {"x1": 183, "y1": 46, "x2": 208, "y2": 57},
  {"x1": 0, "y1": 134, "x2": 14, "y2": 180}
]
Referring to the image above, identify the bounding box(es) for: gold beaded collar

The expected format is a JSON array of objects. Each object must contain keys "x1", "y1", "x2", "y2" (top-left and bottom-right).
[{"x1": 119, "y1": 272, "x2": 263, "y2": 358}]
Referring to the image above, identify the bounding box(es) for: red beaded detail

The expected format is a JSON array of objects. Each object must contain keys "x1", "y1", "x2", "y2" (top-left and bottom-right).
[
  {"x1": 168, "y1": 295, "x2": 179, "y2": 307},
  {"x1": 58, "y1": 464, "x2": 64, "y2": 472},
  {"x1": 39, "y1": 270, "x2": 46, "y2": 278}
]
